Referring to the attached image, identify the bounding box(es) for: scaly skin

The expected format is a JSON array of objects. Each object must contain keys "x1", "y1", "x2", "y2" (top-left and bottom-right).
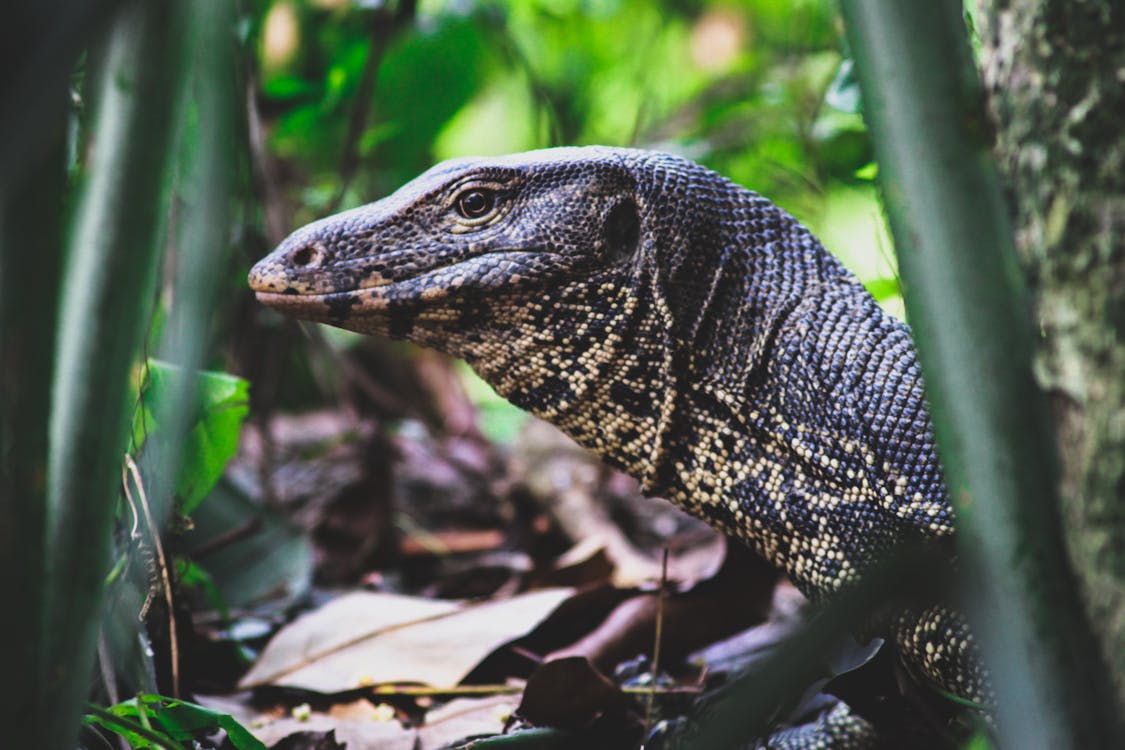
[{"x1": 249, "y1": 147, "x2": 988, "y2": 744}]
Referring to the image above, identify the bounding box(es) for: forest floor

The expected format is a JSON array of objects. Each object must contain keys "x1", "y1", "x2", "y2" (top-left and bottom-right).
[{"x1": 170, "y1": 384, "x2": 822, "y2": 749}]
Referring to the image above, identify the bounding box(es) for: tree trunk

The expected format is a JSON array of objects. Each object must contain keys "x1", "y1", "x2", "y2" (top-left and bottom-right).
[{"x1": 973, "y1": 0, "x2": 1125, "y2": 708}]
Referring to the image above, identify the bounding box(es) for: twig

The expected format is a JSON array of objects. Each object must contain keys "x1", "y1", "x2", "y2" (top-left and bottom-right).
[
  {"x1": 186, "y1": 517, "x2": 264, "y2": 560},
  {"x1": 328, "y1": 0, "x2": 417, "y2": 213},
  {"x1": 123, "y1": 454, "x2": 180, "y2": 699},
  {"x1": 304, "y1": 323, "x2": 413, "y2": 418},
  {"x1": 96, "y1": 632, "x2": 130, "y2": 750},
  {"x1": 483, "y1": 20, "x2": 563, "y2": 147},
  {"x1": 359, "y1": 683, "x2": 700, "y2": 699},
  {"x1": 242, "y1": 60, "x2": 290, "y2": 510},
  {"x1": 244, "y1": 70, "x2": 289, "y2": 246},
  {"x1": 370, "y1": 684, "x2": 524, "y2": 697},
  {"x1": 644, "y1": 547, "x2": 669, "y2": 736}
]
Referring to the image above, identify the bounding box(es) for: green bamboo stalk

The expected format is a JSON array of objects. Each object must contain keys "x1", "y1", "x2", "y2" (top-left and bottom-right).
[
  {"x1": 2, "y1": 3, "x2": 121, "y2": 744},
  {"x1": 43, "y1": 1, "x2": 189, "y2": 747},
  {"x1": 0, "y1": 115, "x2": 66, "y2": 750},
  {"x1": 143, "y1": 0, "x2": 238, "y2": 533},
  {"x1": 161, "y1": 0, "x2": 236, "y2": 378},
  {"x1": 838, "y1": 1, "x2": 1120, "y2": 746},
  {"x1": 131, "y1": 0, "x2": 238, "y2": 697}
]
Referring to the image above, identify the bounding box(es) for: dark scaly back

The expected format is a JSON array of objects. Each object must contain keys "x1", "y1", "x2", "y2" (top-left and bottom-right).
[{"x1": 249, "y1": 146, "x2": 983, "y2": 706}]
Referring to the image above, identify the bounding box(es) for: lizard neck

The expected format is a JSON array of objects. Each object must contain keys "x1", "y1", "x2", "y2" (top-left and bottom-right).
[{"x1": 459, "y1": 177, "x2": 851, "y2": 502}]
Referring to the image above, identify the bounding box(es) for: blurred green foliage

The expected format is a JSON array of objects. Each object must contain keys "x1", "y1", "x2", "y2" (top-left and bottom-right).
[
  {"x1": 3, "y1": 3, "x2": 915, "y2": 745},
  {"x1": 256, "y1": 0, "x2": 897, "y2": 303},
  {"x1": 132, "y1": 361, "x2": 250, "y2": 514}
]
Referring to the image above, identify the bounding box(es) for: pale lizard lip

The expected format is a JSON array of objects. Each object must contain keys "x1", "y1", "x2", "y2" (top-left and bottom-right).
[{"x1": 253, "y1": 249, "x2": 548, "y2": 318}]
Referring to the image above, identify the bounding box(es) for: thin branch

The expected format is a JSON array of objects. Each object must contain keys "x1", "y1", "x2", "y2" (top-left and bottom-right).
[
  {"x1": 328, "y1": 0, "x2": 417, "y2": 213},
  {"x1": 644, "y1": 548, "x2": 670, "y2": 736},
  {"x1": 124, "y1": 455, "x2": 180, "y2": 699},
  {"x1": 483, "y1": 20, "x2": 564, "y2": 147},
  {"x1": 244, "y1": 71, "x2": 290, "y2": 247},
  {"x1": 186, "y1": 517, "x2": 264, "y2": 560}
]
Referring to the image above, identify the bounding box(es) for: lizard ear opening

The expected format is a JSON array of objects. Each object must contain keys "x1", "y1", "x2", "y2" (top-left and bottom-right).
[{"x1": 604, "y1": 199, "x2": 640, "y2": 263}]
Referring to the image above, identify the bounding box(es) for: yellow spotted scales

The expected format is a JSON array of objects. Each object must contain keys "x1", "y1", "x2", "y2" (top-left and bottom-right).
[{"x1": 250, "y1": 147, "x2": 988, "y2": 746}]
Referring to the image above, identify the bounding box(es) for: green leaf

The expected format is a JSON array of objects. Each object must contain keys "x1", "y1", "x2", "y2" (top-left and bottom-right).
[
  {"x1": 862, "y1": 276, "x2": 901, "y2": 303},
  {"x1": 261, "y1": 74, "x2": 318, "y2": 100},
  {"x1": 85, "y1": 700, "x2": 187, "y2": 749},
  {"x1": 136, "y1": 360, "x2": 251, "y2": 513},
  {"x1": 87, "y1": 695, "x2": 267, "y2": 750},
  {"x1": 183, "y1": 478, "x2": 313, "y2": 610},
  {"x1": 176, "y1": 558, "x2": 230, "y2": 621},
  {"x1": 961, "y1": 730, "x2": 996, "y2": 750},
  {"x1": 178, "y1": 368, "x2": 250, "y2": 512},
  {"x1": 854, "y1": 161, "x2": 878, "y2": 180}
]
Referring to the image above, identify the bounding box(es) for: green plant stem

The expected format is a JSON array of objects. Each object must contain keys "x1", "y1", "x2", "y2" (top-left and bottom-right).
[
  {"x1": 1, "y1": 4, "x2": 122, "y2": 744},
  {"x1": 44, "y1": 1, "x2": 189, "y2": 747},
  {"x1": 838, "y1": 0, "x2": 1119, "y2": 746},
  {"x1": 127, "y1": 0, "x2": 238, "y2": 698},
  {"x1": 84, "y1": 704, "x2": 187, "y2": 750},
  {"x1": 0, "y1": 107, "x2": 66, "y2": 750},
  {"x1": 145, "y1": 0, "x2": 238, "y2": 535}
]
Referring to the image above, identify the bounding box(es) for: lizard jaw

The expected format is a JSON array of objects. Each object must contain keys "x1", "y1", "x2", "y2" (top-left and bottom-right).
[{"x1": 251, "y1": 249, "x2": 549, "y2": 332}]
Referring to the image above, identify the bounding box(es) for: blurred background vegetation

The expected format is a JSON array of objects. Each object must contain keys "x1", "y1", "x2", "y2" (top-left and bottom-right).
[
  {"x1": 258, "y1": 0, "x2": 895, "y2": 297},
  {"x1": 2, "y1": 0, "x2": 910, "y2": 747},
  {"x1": 7, "y1": 0, "x2": 1123, "y2": 747}
]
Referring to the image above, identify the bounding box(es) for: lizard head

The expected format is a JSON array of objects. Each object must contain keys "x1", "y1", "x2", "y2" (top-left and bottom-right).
[
  {"x1": 250, "y1": 147, "x2": 702, "y2": 481},
  {"x1": 248, "y1": 146, "x2": 651, "y2": 359}
]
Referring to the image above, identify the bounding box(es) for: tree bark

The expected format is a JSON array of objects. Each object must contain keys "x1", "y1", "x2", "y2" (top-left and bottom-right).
[{"x1": 973, "y1": 0, "x2": 1125, "y2": 708}]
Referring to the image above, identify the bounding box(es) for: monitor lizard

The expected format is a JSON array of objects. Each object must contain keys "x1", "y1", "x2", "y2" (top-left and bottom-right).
[{"x1": 249, "y1": 146, "x2": 989, "y2": 747}]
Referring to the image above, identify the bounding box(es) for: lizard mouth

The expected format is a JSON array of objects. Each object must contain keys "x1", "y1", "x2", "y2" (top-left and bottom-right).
[{"x1": 251, "y1": 249, "x2": 548, "y2": 324}]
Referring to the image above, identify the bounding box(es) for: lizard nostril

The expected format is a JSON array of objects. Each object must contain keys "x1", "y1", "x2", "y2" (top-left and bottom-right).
[{"x1": 289, "y1": 243, "x2": 324, "y2": 268}]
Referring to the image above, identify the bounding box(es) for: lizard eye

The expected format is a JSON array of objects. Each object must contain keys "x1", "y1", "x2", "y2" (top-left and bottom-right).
[{"x1": 455, "y1": 189, "x2": 495, "y2": 219}]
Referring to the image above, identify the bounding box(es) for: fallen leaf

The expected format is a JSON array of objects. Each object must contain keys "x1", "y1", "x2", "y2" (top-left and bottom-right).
[
  {"x1": 198, "y1": 692, "x2": 517, "y2": 750},
  {"x1": 399, "y1": 528, "x2": 507, "y2": 556},
  {"x1": 256, "y1": 712, "x2": 414, "y2": 750},
  {"x1": 240, "y1": 589, "x2": 573, "y2": 692},
  {"x1": 417, "y1": 695, "x2": 518, "y2": 747},
  {"x1": 546, "y1": 540, "x2": 776, "y2": 672},
  {"x1": 518, "y1": 657, "x2": 631, "y2": 730}
]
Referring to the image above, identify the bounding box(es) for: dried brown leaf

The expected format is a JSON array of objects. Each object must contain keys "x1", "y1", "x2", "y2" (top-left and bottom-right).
[{"x1": 240, "y1": 589, "x2": 573, "y2": 692}]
